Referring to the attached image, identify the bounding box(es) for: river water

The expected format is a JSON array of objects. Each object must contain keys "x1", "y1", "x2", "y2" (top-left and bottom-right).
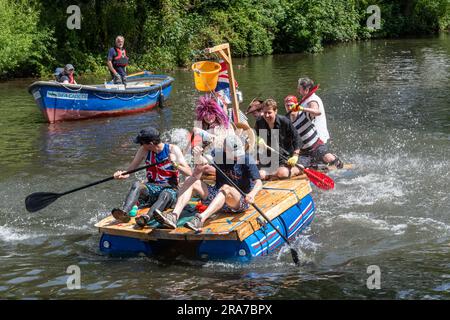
[{"x1": 0, "y1": 34, "x2": 449, "y2": 299}]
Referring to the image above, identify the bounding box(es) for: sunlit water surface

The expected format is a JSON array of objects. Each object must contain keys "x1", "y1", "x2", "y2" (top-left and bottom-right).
[{"x1": 0, "y1": 35, "x2": 449, "y2": 299}]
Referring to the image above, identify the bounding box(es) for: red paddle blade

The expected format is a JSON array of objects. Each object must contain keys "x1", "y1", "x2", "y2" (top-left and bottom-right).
[{"x1": 304, "y1": 168, "x2": 334, "y2": 190}]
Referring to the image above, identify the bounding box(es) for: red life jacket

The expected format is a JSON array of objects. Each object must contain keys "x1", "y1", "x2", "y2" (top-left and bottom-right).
[
  {"x1": 68, "y1": 73, "x2": 75, "y2": 84},
  {"x1": 57, "y1": 71, "x2": 75, "y2": 84},
  {"x1": 113, "y1": 47, "x2": 129, "y2": 67}
]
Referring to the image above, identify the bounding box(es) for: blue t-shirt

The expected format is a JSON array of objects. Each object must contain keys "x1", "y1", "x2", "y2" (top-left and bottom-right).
[
  {"x1": 107, "y1": 47, "x2": 116, "y2": 61},
  {"x1": 211, "y1": 150, "x2": 261, "y2": 194}
]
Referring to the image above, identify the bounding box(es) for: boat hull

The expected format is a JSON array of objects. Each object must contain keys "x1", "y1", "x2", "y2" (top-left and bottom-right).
[
  {"x1": 28, "y1": 73, "x2": 173, "y2": 123},
  {"x1": 98, "y1": 193, "x2": 315, "y2": 262}
]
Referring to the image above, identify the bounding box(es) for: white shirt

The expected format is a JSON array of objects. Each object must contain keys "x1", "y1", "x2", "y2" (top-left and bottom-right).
[{"x1": 302, "y1": 93, "x2": 330, "y2": 143}]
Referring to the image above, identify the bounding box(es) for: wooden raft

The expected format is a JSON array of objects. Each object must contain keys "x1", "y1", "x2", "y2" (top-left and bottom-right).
[{"x1": 95, "y1": 179, "x2": 312, "y2": 242}]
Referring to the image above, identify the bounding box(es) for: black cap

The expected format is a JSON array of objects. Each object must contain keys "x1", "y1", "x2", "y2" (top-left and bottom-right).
[{"x1": 133, "y1": 127, "x2": 160, "y2": 144}]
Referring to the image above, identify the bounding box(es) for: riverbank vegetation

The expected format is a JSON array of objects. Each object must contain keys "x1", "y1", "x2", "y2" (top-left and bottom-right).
[{"x1": 1, "y1": 0, "x2": 449, "y2": 78}]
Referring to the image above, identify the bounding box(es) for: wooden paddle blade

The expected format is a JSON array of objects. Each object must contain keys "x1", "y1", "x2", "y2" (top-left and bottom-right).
[
  {"x1": 304, "y1": 168, "x2": 335, "y2": 190},
  {"x1": 25, "y1": 192, "x2": 61, "y2": 213}
]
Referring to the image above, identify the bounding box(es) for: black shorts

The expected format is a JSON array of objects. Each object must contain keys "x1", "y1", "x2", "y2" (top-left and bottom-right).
[{"x1": 299, "y1": 143, "x2": 329, "y2": 167}]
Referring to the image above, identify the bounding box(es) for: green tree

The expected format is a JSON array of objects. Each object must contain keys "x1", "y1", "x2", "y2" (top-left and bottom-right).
[{"x1": 0, "y1": 0, "x2": 53, "y2": 77}]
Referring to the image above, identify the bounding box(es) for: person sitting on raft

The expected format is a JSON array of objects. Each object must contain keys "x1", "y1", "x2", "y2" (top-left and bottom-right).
[
  {"x1": 284, "y1": 95, "x2": 343, "y2": 169},
  {"x1": 107, "y1": 35, "x2": 129, "y2": 85},
  {"x1": 191, "y1": 95, "x2": 235, "y2": 173},
  {"x1": 153, "y1": 135, "x2": 262, "y2": 232},
  {"x1": 245, "y1": 98, "x2": 264, "y2": 120},
  {"x1": 111, "y1": 127, "x2": 192, "y2": 227},
  {"x1": 255, "y1": 98, "x2": 302, "y2": 180},
  {"x1": 55, "y1": 64, "x2": 77, "y2": 84},
  {"x1": 193, "y1": 96, "x2": 234, "y2": 152},
  {"x1": 296, "y1": 77, "x2": 329, "y2": 144}
]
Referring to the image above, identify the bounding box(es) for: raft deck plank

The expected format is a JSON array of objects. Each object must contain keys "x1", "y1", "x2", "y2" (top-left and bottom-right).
[{"x1": 95, "y1": 179, "x2": 312, "y2": 241}]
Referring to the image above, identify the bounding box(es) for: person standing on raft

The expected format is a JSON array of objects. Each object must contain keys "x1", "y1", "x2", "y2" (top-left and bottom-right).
[{"x1": 111, "y1": 127, "x2": 192, "y2": 227}]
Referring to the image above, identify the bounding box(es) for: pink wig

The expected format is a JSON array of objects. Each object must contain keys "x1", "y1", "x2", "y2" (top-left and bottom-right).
[{"x1": 195, "y1": 95, "x2": 230, "y2": 129}]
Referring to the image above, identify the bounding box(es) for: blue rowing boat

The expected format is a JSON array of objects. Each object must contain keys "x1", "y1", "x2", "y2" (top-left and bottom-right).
[{"x1": 28, "y1": 71, "x2": 174, "y2": 123}]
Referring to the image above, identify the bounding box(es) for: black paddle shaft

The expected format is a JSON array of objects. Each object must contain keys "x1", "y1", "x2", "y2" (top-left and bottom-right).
[
  {"x1": 59, "y1": 162, "x2": 164, "y2": 196},
  {"x1": 207, "y1": 160, "x2": 300, "y2": 265},
  {"x1": 25, "y1": 160, "x2": 167, "y2": 213},
  {"x1": 270, "y1": 145, "x2": 306, "y2": 171}
]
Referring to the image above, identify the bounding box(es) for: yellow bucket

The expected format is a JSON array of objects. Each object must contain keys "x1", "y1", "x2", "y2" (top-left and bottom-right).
[{"x1": 192, "y1": 61, "x2": 221, "y2": 92}]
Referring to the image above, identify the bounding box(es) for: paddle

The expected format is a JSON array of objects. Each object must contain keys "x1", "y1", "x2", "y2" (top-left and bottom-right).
[
  {"x1": 204, "y1": 155, "x2": 300, "y2": 266},
  {"x1": 25, "y1": 161, "x2": 165, "y2": 213},
  {"x1": 257, "y1": 139, "x2": 334, "y2": 190},
  {"x1": 126, "y1": 71, "x2": 145, "y2": 78}
]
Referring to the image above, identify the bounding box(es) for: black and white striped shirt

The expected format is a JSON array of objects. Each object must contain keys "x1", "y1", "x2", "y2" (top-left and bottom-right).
[{"x1": 291, "y1": 112, "x2": 319, "y2": 151}]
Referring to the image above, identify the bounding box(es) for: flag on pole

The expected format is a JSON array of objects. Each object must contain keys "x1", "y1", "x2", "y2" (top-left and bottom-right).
[
  {"x1": 215, "y1": 60, "x2": 238, "y2": 92},
  {"x1": 214, "y1": 60, "x2": 247, "y2": 123}
]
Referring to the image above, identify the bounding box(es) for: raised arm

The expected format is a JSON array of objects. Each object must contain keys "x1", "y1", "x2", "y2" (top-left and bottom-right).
[{"x1": 303, "y1": 101, "x2": 321, "y2": 117}]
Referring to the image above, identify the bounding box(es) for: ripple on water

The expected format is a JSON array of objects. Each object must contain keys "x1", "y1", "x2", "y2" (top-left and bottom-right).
[
  {"x1": 0, "y1": 226, "x2": 39, "y2": 242},
  {"x1": 6, "y1": 276, "x2": 40, "y2": 285},
  {"x1": 0, "y1": 36, "x2": 449, "y2": 299},
  {"x1": 338, "y1": 212, "x2": 408, "y2": 235}
]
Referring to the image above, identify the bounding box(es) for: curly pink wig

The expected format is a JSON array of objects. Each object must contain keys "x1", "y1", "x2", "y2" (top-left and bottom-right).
[{"x1": 195, "y1": 95, "x2": 230, "y2": 129}]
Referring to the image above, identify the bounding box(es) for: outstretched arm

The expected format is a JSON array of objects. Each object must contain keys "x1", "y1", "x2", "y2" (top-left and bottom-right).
[{"x1": 113, "y1": 147, "x2": 146, "y2": 179}]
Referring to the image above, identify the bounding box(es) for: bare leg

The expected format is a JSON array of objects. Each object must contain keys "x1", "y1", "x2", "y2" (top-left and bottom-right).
[
  {"x1": 197, "y1": 185, "x2": 241, "y2": 223},
  {"x1": 172, "y1": 179, "x2": 209, "y2": 219},
  {"x1": 322, "y1": 153, "x2": 336, "y2": 163},
  {"x1": 197, "y1": 191, "x2": 226, "y2": 223},
  {"x1": 290, "y1": 166, "x2": 301, "y2": 176},
  {"x1": 259, "y1": 169, "x2": 268, "y2": 180},
  {"x1": 276, "y1": 167, "x2": 290, "y2": 179},
  {"x1": 203, "y1": 165, "x2": 215, "y2": 176}
]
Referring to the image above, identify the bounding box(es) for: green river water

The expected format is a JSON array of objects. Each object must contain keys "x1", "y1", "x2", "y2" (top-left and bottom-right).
[{"x1": 0, "y1": 34, "x2": 449, "y2": 299}]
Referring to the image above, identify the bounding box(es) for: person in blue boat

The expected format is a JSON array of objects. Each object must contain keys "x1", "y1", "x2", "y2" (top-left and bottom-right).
[
  {"x1": 55, "y1": 64, "x2": 77, "y2": 84},
  {"x1": 107, "y1": 35, "x2": 129, "y2": 85},
  {"x1": 111, "y1": 127, "x2": 192, "y2": 227},
  {"x1": 153, "y1": 135, "x2": 263, "y2": 232}
]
